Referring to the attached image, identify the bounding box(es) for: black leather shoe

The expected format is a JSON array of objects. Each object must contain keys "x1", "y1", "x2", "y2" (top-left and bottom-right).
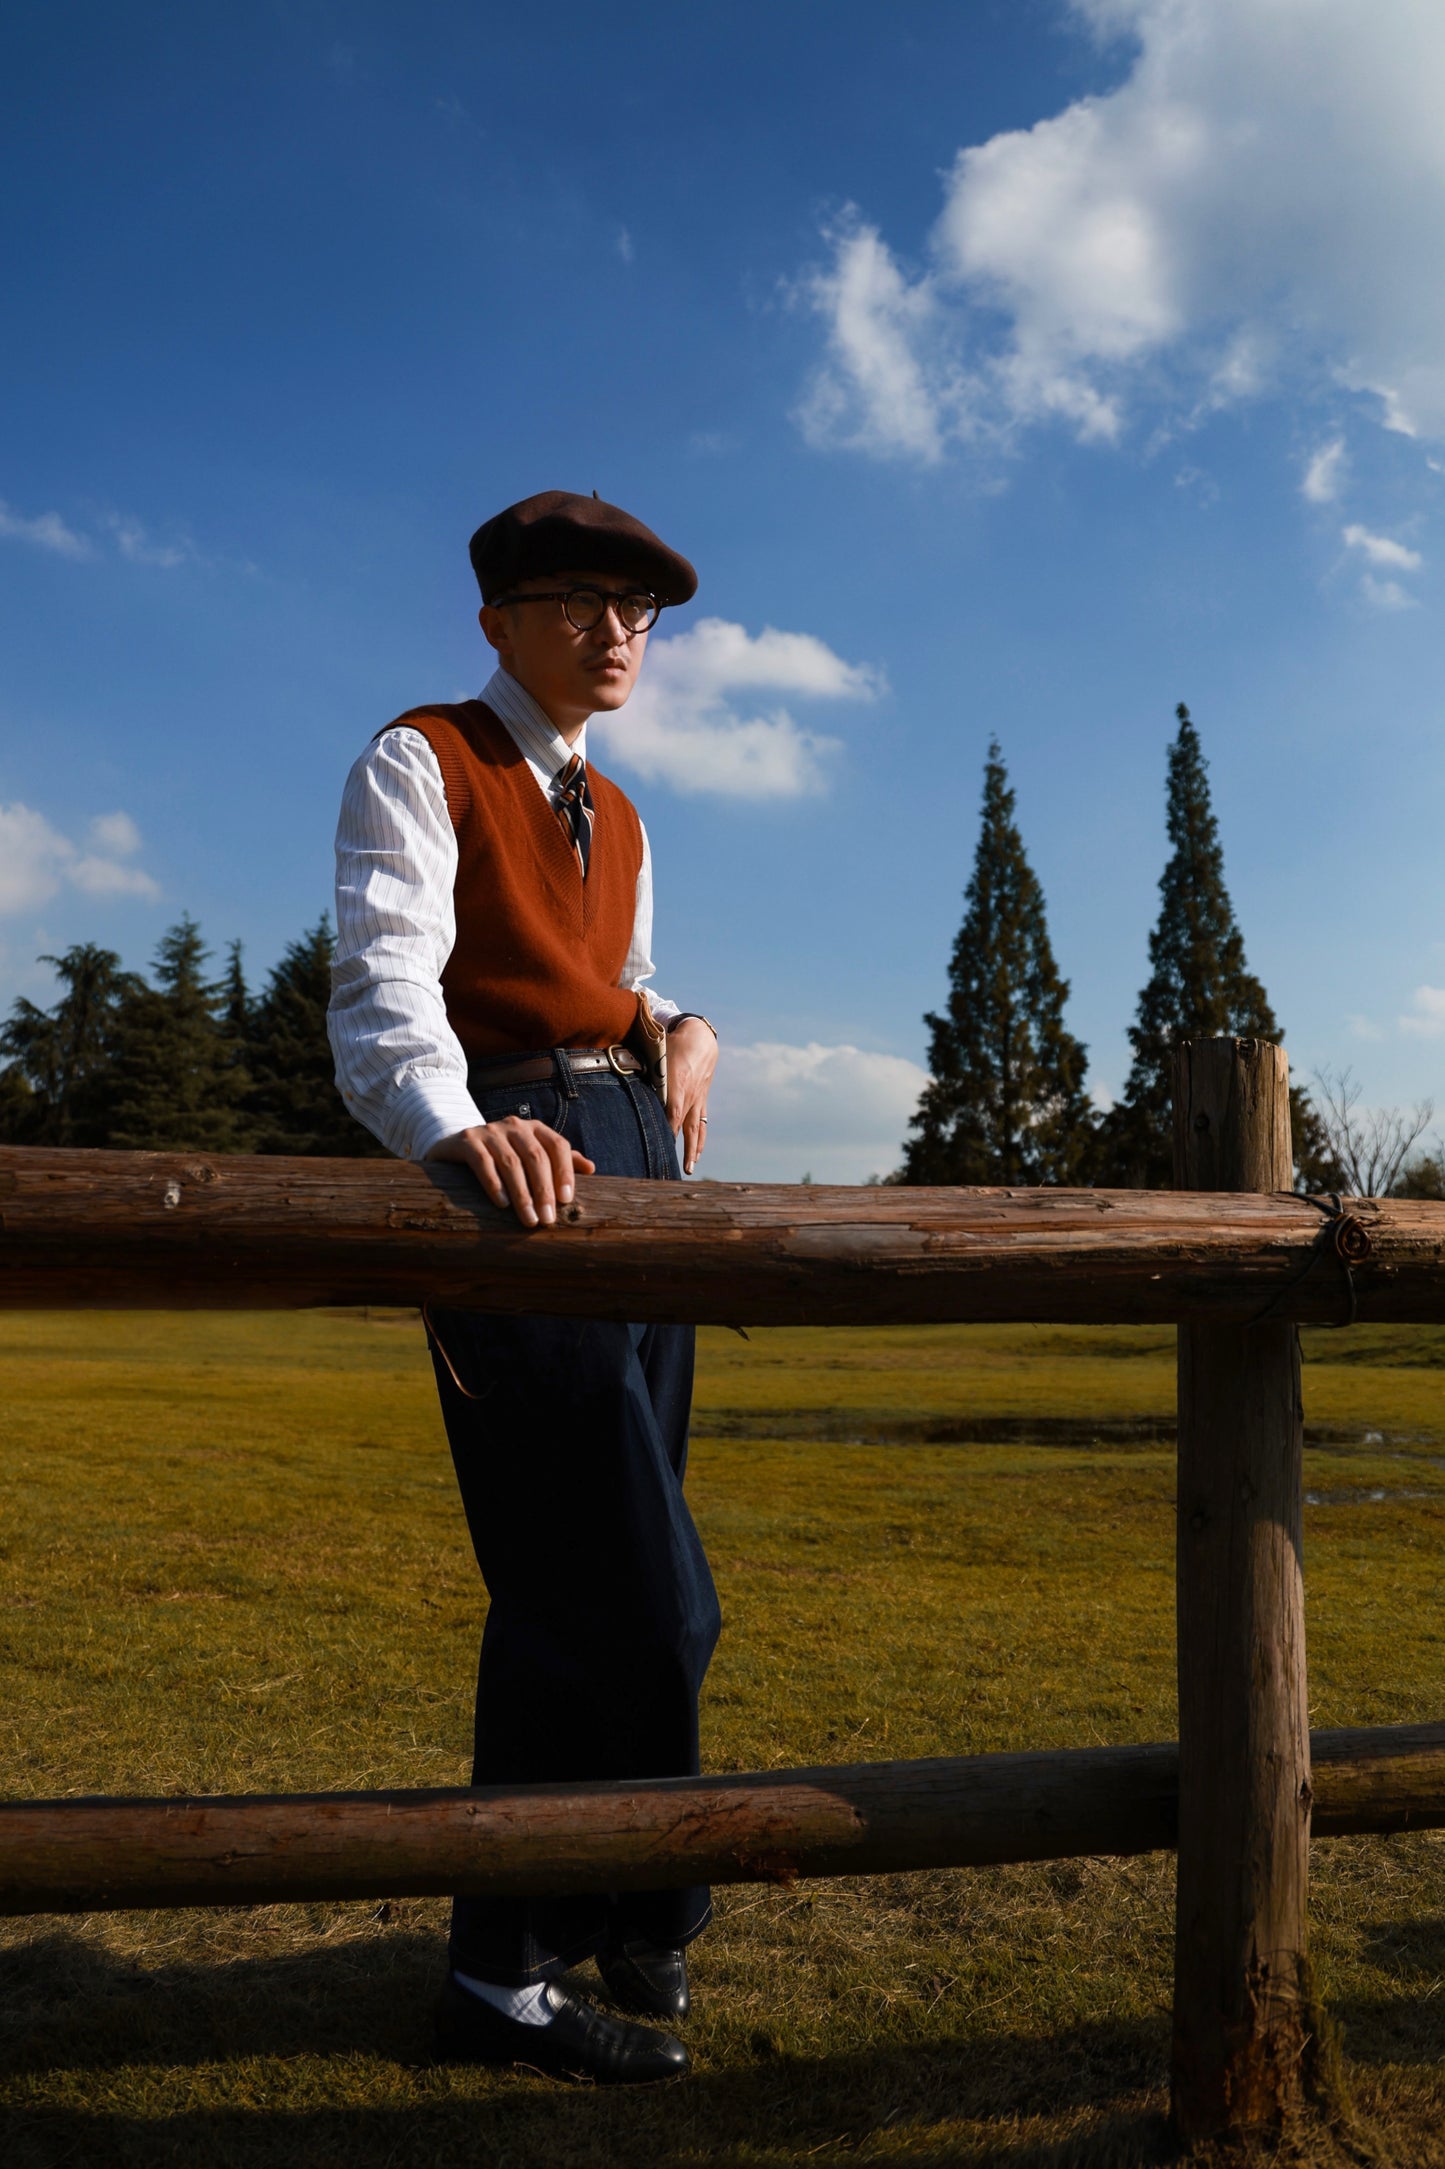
[
  {"x1": 597, "y1": 1938, "x2": 691, "y2": 2022},
  {"x1": 433, "y1": 1975, "x2": 688, "y2": 2084}
]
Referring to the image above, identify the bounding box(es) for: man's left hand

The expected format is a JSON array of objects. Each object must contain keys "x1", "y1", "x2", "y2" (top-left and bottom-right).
[{"x1": 666, "y1": 1018, "x2": 717, "y2": 1175}]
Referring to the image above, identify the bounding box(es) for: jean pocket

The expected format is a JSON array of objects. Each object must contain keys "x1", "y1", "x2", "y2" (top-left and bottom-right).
[
  {"x1": 478, "y1": 1082, "x2": 576, "y2": 1145},
  {"x1": 637, "y1": 1079, "x2": 681, "y2": 1179},
  {"x1": 543, "y1": 1085, "x2": 572, "y2": 1141},
  {"x1": 426, "y1": 1305, "x2": 500, "y2": 1405}
]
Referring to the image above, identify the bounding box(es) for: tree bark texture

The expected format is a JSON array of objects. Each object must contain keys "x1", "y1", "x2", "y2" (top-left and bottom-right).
[
  {"x1": 0, "y1": 1146, "x2": 1441, "y2": 1323},
  {"x1": 0, "y1": 1722, "x2": 1436, "y2": 1917},
  {"x1": 1172, "y1": 1039, "x2": 1312, "y2": 2140}
]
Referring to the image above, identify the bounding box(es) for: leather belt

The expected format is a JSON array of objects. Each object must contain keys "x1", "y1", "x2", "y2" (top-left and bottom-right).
[{"x1": 467, "y1": 1045, "x2": 643, "y2": 1090}]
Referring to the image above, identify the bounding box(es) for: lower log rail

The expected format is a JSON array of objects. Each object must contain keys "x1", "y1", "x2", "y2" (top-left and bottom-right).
[{"x1": 3, "y1": 1721, "x2": 1442, "y2": 1916}]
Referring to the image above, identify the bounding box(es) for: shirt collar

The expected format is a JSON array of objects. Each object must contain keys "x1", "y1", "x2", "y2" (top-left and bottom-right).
[{"x1": 482, "y1": 666, "x2": 587, "y2": 776}]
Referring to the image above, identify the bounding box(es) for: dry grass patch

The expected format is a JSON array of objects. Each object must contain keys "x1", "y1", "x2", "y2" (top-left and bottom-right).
[{"x1": 1, "y1": 1314, "x2": 1444, "y2": 2164}]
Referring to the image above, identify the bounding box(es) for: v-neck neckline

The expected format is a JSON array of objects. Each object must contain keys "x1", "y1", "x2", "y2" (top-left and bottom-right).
[{"x1": 473, "y1": 701, "x2": 599, "y2": 931}]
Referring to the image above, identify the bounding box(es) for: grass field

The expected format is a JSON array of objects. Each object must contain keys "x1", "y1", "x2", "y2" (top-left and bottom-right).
[{"x1": 2, "y1": 1311, "x2": 1444, "y2": 2165}]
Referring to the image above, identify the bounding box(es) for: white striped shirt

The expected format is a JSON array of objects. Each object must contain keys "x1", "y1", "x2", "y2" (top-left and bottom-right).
[{"x1": 328, "y1": 667, "x2": 679, "y2": 1161}]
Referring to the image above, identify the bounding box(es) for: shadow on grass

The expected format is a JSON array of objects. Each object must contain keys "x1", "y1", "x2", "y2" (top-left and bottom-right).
[
  {"x1": 1359, "y1": 1914, "x2": 1445, "y2": 1982},
  {"x1": 0, "y1": 2107, "x2": 1178, "y2": 2169},
  {"x1": 1329, "y1": 1914, "x2": 1445, "y2": 2070},
  {"x1": 0, "y1": 1928, "x2": 1176, "y2": 2166},
  {"x1": 0, "y1": 1925, "x2": 446, "y2": 2074}
]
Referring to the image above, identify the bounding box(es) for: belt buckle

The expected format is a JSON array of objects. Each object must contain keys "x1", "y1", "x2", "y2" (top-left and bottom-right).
[{"x1": 605, "y1": 1044, "x2": 632, "y2": 1076}]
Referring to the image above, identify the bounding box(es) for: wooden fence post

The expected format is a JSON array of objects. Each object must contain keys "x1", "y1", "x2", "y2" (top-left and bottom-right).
[{"x1": 1171, "y1": 1038, "x2": 1312, "y2": 2139}]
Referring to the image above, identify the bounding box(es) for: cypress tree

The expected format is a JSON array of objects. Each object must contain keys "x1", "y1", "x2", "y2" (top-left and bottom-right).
[
  {"x1": 108, "y1": 917, "x2": 251, "y2": 1152},
  {"x1": 0, "y1": 943, "x2": 138, "y2": 1145},
  {"x1": 1100, "y1": 703, "x2": 1283, "y2": 1185},
  {"x1": 902, "y1": 740, "x2": 1093, "y2": 1185},
  {"x1": 244, "y1": 915, "x2": 381, "y2": 1155}
]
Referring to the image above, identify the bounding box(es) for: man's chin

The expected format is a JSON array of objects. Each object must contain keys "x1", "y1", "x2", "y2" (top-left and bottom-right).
[{"x1": 584, "y1": 679, "x2": 637, "y2": 712}]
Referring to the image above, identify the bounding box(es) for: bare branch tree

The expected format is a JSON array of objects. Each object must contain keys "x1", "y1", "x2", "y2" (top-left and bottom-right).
[{"x1": 1310, "y1": 1066, "x2": 1435, "y2": 1196}]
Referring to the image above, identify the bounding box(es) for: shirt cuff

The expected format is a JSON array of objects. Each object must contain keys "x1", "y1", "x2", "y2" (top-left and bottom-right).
[{"x1": 393, "y1": 1074, "x2": 487, "y2": 1162}]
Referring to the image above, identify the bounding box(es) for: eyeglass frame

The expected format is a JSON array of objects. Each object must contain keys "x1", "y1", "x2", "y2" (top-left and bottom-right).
[{"x1": 488, "y1": 585, "x2": 661, "y2": 636}]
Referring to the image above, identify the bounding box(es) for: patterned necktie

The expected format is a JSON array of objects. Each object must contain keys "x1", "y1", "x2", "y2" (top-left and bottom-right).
[{"x1": 554, "y1": 752, "x2": 594, "y2": 879}]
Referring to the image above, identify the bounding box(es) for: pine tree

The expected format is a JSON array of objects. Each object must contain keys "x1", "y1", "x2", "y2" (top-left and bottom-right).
[
  {"x1": 244, "y1": 916, "x2": 381, "y2": 1155},
  {"x1": 1100, "y1": 703, "x2": 1284, "y2": 1185},
  {"x1": 0, "y1": 943, "x2": 138, "y2": 1145},
  {"x1": 902, "y1": 741, "x2": 1093, "y2": 1185},
  {"x1": 218, "y1": 938, "x2": 255, "y2": 1128},
  {"x1": 220, "y1": 939, "x2": 251, "y2": 1046},
  {"x1": 0, "y1": 1064, "x2": 36, "y2": 1141},
  {"x1": 108, "y1": 917, "x2": 251, "y2": 1152}
]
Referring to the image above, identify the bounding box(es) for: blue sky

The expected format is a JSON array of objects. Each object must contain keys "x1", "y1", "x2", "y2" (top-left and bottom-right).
[{"x1": 4, "y1": 0, "x2": 1444, "y2": 1178}]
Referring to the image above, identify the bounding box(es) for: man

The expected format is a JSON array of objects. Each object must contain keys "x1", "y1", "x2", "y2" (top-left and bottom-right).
[{"x1": 328, "y1": 490, "x2": 722, "y2": 2084}]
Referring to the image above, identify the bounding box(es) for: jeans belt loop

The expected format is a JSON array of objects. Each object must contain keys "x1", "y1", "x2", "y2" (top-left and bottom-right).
[{"x1": 551, "y1": 1046, "x2": 580, "y2": 1100}]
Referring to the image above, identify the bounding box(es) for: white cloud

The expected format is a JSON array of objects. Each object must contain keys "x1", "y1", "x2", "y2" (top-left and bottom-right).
[
  {"x1": 797, "y1": 1, "x2": 1445, "y2": 460},
  {"x1": 1347, "y1": 1013, "x2": 1385, "y2": 1042},
  {"x1": 1360, "y1": 574, "x2": 1418, "y2": 612},
  {"x1": 1173, "y1": 462, "x2": 1218, "y2": 505},
  {"x1": 0, "y1": 499, "x2": 91, "y2": 560},
  {"x1": 105, "y1": 514, "x2": 191, "y2": 569},
  {"x1": 0, "y1": 498, "x2": 200, "y2": 569},
  {"x1": 0, "y1": 803, "x2": 160, "y2": 913},
  {"x1": 593, "y1": 616, "x2": 883, "y2": 798},
  {"x1": 795, "y1": 218, "x2": 960, "y2": 462},
  {"x1": 86, "y1": 811, "x2": 143, "y2": 858},
  {"x1": 1302, "y1": 438, "x2": 1347, "y2": 503},
  {"x1": 701, "y1": 1040, "x2": 928, "y2": 1183},
  {"x1": 1342, "y1": 523, "x2": 1422, "y2": 570},
  {"x1": 616, "y1": 226, "x2": 635, "y2": 264},
  {"x1": 69, "y1": 857, "x2": 160, "y2": 898},
  {"x1": 0, "y1": 807, "x2": 72, "y2": 913},
  {"x1": 1400, "y1": 986, "x2": 1445, "y2": 1037}
]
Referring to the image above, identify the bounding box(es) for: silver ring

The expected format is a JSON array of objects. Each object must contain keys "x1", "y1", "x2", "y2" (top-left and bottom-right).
[{"x1": 701, "y1": 1116, "x2": 709, "y2": 1124}]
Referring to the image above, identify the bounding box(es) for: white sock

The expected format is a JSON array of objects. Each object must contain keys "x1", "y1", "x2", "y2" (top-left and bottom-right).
[{"x1": 453, "y1": 1971, "x2": 555, "y2": 2028}]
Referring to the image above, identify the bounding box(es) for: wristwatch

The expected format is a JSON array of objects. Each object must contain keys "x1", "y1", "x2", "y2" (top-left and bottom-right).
[{"x1": 667, "y1": 1013, "x2": 718, "y2": 1039}]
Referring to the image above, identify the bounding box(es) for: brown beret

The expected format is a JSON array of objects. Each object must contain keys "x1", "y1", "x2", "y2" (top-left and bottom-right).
[{"x1": 469, "y1": 489, "x2": 697, "y2": 608}]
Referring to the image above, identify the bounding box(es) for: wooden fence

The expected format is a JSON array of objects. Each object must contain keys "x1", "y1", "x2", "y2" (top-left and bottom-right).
[{"x1": 3, "y1": 1035, "x2": 1444, "y2": 2147}]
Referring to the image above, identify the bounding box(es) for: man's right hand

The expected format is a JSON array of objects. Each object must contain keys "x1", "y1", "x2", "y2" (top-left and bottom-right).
[{"x1": 427, "y1": 1120, "x2": 596, "y2": 1229}]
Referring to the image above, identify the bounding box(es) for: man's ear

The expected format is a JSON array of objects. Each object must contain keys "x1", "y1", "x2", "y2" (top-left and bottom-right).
[{"x1": 479, "y1": 603, "x2": 509, "y2": 658}]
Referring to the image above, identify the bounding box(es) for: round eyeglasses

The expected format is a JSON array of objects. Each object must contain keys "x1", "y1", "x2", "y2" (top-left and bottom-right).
[{"x1": 492, "y1": 586, "x2": 660, "y2": 636}]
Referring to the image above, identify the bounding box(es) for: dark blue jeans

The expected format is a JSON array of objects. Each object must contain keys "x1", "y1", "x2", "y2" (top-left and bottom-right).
[{"x1": 427, "y1": 1060, "x2": 721, "y2": 1985}]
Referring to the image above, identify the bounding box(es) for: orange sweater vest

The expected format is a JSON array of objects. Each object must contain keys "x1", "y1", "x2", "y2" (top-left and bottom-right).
[{"x1": 394, "y1": 701, "x2": 644, "y2": 1061}]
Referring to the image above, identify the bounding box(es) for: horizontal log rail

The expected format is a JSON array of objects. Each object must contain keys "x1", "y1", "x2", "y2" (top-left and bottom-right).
[
  {"x1": 4, "y1": 1145, "x2": 1445, "y2": 1323},
  {"x1": 1, "y1": 1722, "x2": 1439, "y2": 1916}
]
